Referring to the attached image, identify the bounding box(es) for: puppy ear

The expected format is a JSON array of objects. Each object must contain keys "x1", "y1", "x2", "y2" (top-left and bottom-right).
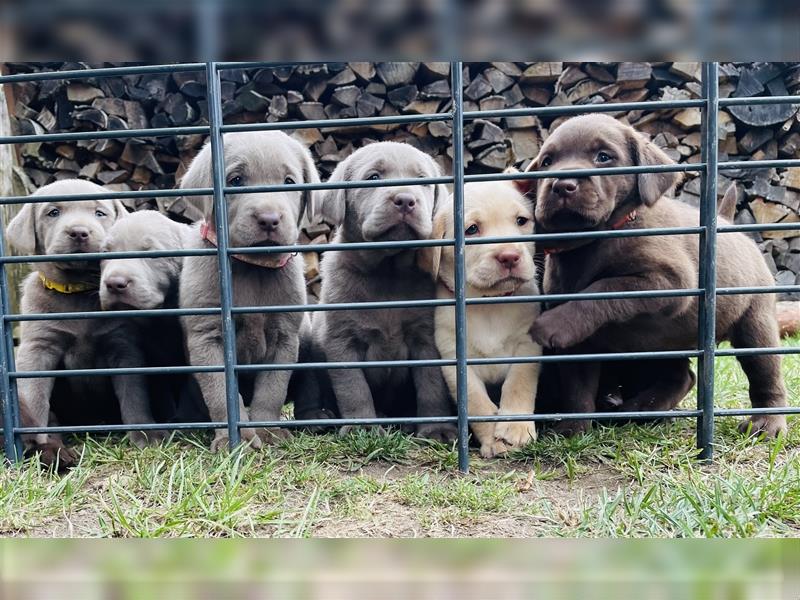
[
  {"x1": 112, "y1": 200, "x2": 130, "y2": 222},
  {"x1": 433, "y1": 183, "x2": 448, "y2": 214},
  {"x1": 297, "y1": 143, "x2": 320, "y2": 226},
  {"x1": 513, "y1": 163, "x2": 537, "y2": 198},
  {"x1": 628, "y1": 130, "x2": 679, "y2": 206},
  {"x1": 316, "y1": 161, "x2": 349, "y2": 228},
  {"x1": 717, "y1": 182, "x2": 737, "y2": 222},
  {"x1": 6, "y1": 203, "x2": 38, "y2": 255},
  {"x1": 417, "y1": 206, "x2": 448, "y2": 280},
  {"x1": 179, "y1": 141, "x2": 214, "y2": 219}
]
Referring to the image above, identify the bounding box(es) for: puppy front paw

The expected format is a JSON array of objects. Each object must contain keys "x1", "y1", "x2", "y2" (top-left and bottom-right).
[
  {"x1": 479, "y1": 438, "x2": 511, "y2": 458},
  {"x1": 31, "y1": 440, "x2": 79, "y2": 472},
  {"x1": 338, "y1": 424, "x2": 387, "y2": 437},
  {"x1": 494, "y1": 420, "x2": 537, "y2": 450},
  {"x1": 416, "y1": 423, "x2": 458, "y2": 444},
  {"x1": 550, "y1": 419, "x2": 591, "y2": 437},
  {"x1": 256, "y1": 427, "x2": 293, "y2": 445},
  {"x1": 210, "y1": 428, "x2": 263, "y2": 452},
  {"x1": 738, "y1": 415, "x2": 787, "y2": 439},
  {"x1": 531, "y1": 309, "x2": 589, "y2": 350},
  {"x1": 128, "y1": 429, "x2": 169, "y2": 449}
]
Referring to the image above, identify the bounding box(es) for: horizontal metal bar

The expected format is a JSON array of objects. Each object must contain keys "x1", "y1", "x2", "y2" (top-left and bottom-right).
[
  {"x1": 9, "y1": 405, "x2": 799, "y2": 437},
  {"x1": 0, "y1": 187, "x2": 205, "y2": 207},
  {"x1": 0, "y1": 226, "x2": 707, "y2": 266},
  {"x1": 716, "y1": 346, "x2": 800, "y2": 358},
  {"x1": 0, "y1": 125, "x2": 209, "y2": 146},
  {"x1": 4, "y1": 288, "x2": 706, "y2": 323},
  {"x1": 11, "y1": 283, "x2": 793, "y2": 324},
  {"x1": 718, "y1": 222, "x2": 800, "y2": 234},
  {"x1": 463, "y1": 98, "x2": 706, "y2": 120},
  {"x1": 719, "y1": 95, "x2": 800, "y2": 107},
  {"x1": 719, "y1": 158, "x2": 800, "y2": 171},
  {"x1": 0, "y1": 63, "x2": 205, "y2": 84},
  {"x1": 221, "y1": 112, "x2": 451, "y2": 134}
]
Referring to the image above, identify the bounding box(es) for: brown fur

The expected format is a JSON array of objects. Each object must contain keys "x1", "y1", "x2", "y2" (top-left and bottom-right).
[{"x1": 519, "y1": 114, "x2": 787, "y2": 437}]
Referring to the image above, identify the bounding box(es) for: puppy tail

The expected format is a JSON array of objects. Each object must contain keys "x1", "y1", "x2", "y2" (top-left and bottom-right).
[{"x1": 717, "y1": 183, "x2": 737, "y2": 222}]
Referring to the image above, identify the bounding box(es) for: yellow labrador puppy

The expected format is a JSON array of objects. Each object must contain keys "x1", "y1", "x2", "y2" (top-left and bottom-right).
[{"x1": 419, "y1": 179, "x2": 541, "y2": 457}]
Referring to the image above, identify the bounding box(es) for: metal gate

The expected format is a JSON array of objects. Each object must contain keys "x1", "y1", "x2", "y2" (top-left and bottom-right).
[{"x1": 0, "y1": 62, "x2": 798, "y2": 473}]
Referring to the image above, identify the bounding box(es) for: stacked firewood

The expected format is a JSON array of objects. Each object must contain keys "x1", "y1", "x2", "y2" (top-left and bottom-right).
[{"x1": 3, "y1": 62, "x2": 800, "y2": 301}]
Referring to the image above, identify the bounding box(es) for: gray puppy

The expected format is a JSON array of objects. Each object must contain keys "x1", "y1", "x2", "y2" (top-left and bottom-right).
[
  {"x1": 313, "y1": 141, "x2": 456, "y2": 441},
  {"x1": 7, "y1": 180, "x2": 163, "y2": 466},
  {"x1": 179, "y1": 131, "x2": 317, "y2": 451},
  {"x1": 100, "y1": 211, "x2": 208, "y2": 425}
]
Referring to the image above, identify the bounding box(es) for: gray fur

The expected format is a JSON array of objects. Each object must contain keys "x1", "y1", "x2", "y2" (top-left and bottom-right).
[
  {"x1": 178, "y1": 131, "x2": 315, "y2": 451},
  {"x1": 313, "y1": 141, "x2": 456, "y2": 441},
  {"x1": 7, "y1": 179, "x2": 161, "y2": 463}
]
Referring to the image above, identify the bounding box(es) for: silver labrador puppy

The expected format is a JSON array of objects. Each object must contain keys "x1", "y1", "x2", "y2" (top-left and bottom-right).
[
  {"x1": 100, "y1": 211, "x2": 208, "y2": 424},
  {"x1": 314, "y1": 141, "x2": 456, "y2": 441},
  {"x1": 7, "y1": 180, "x2": 162, "y2": 466},
  {"x1": 179, "y1": 131, "x2": 317, "y2": 451}
]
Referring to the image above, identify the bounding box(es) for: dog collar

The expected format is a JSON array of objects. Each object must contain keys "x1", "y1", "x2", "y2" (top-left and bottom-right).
[
  {"x1": 200, "y1": 220, "x2": 294, "y2": 269},
  {"x1": 439, "y1": 280, "x2": 518, "y2": 298},
  {"x1": 542, "y1": 209, "x2": 638, "y2": 256},
  {"x1": 38, "y1": 272, "x2": 98, "y2": 294}
]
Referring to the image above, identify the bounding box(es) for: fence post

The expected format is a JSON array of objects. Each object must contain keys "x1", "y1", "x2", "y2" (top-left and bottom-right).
[
  {"x1": 451, "y1": 62, "x2": 470, "y2": 473},
  {"x1": 697, "y1": 62, "x2": 719, "y2": 461},
  {"x1": 205, "y1": 62, "x2": 242, "y2": 449}
]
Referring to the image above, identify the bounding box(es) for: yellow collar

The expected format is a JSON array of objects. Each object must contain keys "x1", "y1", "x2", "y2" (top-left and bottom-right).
[{"x1": 38, "y1": 272, "x2": 98, "y2": 294}]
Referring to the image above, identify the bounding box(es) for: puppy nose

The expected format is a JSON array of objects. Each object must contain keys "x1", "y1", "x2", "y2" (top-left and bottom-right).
[
  {"x1": 105, "y1": 276, "x2": 130, "y2": 292},
  {"x1": 392, "y1": 193, "x2": 416, "y2": 214},
  {"x1": 67, "y1": 226, "x2": 90, "y2": 241},
  {"x1": 496, "y1": 250, "x2": 521, "y2": 270},
  {"x1": 256, "y1": 211, "x2": 282, "y2": 231},
  {"x1": 552, "y1": 179, "x2": 579, "y2": 198}
]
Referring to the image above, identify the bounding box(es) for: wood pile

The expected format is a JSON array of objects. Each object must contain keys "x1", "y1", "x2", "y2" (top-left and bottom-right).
[{"x1": 3, "y1": 62, "x2": 800, "y2": 301}]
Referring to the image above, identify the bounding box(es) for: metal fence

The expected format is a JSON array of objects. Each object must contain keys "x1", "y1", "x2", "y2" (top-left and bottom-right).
[{"x1": 0, "y1": 62, "x2": 798, "y2": 473}]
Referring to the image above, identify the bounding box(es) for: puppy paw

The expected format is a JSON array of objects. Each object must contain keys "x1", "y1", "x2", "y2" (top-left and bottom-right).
[
  {"x1": 530, "y1": 310, "x2": 585, "y2": 350},
  {"x1": 210, "y1": 428, "x2": 263, "y2": 452},
  {"x1": 128, "y1": 429, "x2": 169, "y2": 448},
  {"x1": 31, "y1": 440, "x2": 79, "y2": 472},
  {"x1": 416, "y1": 423, "x2": 458, "y2": 444},
  {"x1": 738, "y1": 415, "x2": 787, "y2": 439},
  {"x1": 550, "y1": 419, "x2": 591, "y2": 437},
  {"x1": 256, "y1": 427, "x2": 293, "y2": 445},
  {"x1": 494, "y1": 420, "x2": 537, "y2": 450},
  {"x1": 479, "y1": 438, "x2": 511, "y2": 458},
  {"x1": 338, "y1": 424, "x2": 387, "y2": 437}
]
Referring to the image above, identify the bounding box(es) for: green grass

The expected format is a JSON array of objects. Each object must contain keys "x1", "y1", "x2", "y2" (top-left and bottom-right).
[{"x1": 1, "y1": 336, "x2": 798, "y2": 538}]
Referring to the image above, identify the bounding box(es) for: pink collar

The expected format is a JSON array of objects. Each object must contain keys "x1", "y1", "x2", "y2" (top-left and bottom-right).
[{"x1": 200, "y1": 221, "x2": 294, "y2": 269}]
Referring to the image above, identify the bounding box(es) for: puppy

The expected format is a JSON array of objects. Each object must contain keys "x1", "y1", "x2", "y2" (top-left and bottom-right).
[
  {"x1": 100, "y1": 211, "x2": 208, "y2": 424},
  {"x1": 179, "y1": 131, "x2": 317, "y2": 451},
  {"x1": 523, "y1": 114, "x2": 787, "y2": 437},
  {"x1": 420, "y1": 180, "x2": 541, "y2": 457},
  {"x1": 313, "y1": 141, "x2": 456, "y2": 441},
  {"x1": 7, "y1": 179, "x2": 163, "y2": 465}
]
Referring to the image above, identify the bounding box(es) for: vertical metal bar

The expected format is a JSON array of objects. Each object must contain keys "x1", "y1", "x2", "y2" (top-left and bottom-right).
[
  {"x1": 697, "y1": 62, "x2": 719, "y2": 461},
  {"x1": 0, "y1": 216, "x2": 22, "y2": 462},
  {"x1": 205, "y1": 62, "x2": 241, "y2": 449},
  {"x1": 451, "y1": 62, "x2": 470, "y2": 473}
]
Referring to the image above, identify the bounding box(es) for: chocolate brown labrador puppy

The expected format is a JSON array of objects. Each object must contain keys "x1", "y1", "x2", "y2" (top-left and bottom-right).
[{"x1": 521, "y1": 114, "x2": 787, "y2": 438}]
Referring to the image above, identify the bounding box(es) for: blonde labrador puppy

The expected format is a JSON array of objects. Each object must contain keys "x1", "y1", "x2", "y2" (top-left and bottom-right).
[{"x1": 419, "y1": 179, "x2": 542, "y2": 457}]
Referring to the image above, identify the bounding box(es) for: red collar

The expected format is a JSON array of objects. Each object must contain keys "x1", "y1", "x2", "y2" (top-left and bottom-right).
[
  {"x1": 542, "y1": 209, "x2": 637, "y2": 256},
  {"x1": 200, "y1": 221, "x2": 294, "y2": 269}
]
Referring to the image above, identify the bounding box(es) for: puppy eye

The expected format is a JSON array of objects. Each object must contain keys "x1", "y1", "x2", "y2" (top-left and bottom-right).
[
  {"x1": 47, "y1": 208, "x2": 60, "y2": 218},
  {"x1": 516, "y1": 216, "x2": 529, "y2": 227},
  {"x1": 284, "y1": 176, "x2": 296, "y2": 185},
  {"x1": 95, "y1": 209, "x2": 107, "y2": 218},
  {"x1": 367, "y1": 173, "x2": 381, "y2": 181},
  {"x1": 465, "y1": 224, "x2": 479, "y2": 236},
  {"x1": 227, "y1": 175, "x2": 245, "y2": 187},
  {"x1": 596, "y1": 151, "x2": 613, "y2": 163},
  {"x1": 540, "y1": 156, "x2": 552, "y2": 168}
]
